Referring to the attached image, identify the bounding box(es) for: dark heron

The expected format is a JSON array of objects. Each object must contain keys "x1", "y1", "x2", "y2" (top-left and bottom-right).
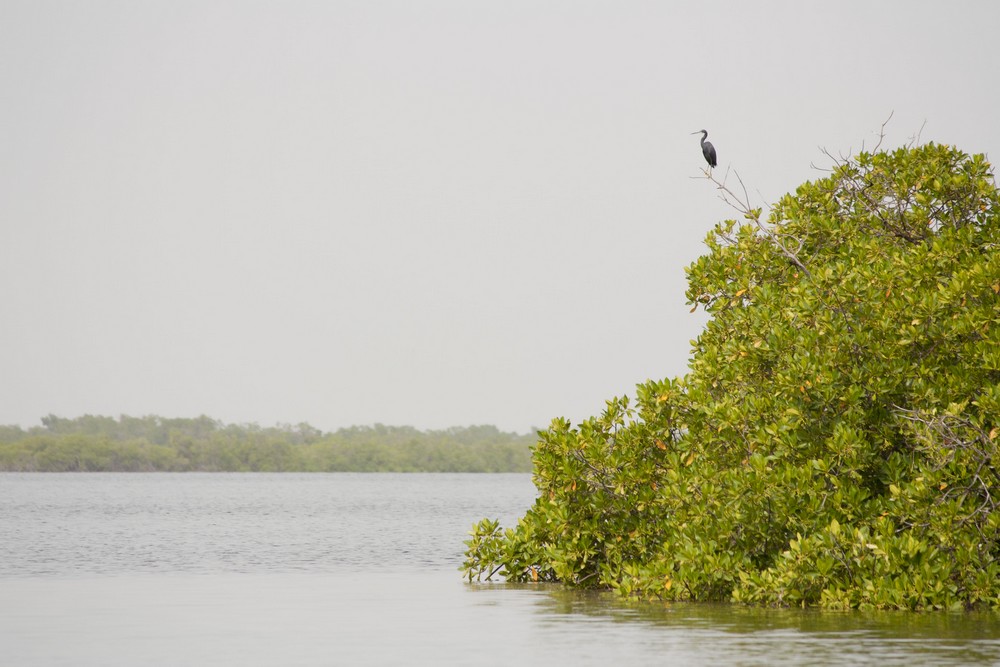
[{"x1": 691, "y1": 129, "x2": 717, "y2": 168}]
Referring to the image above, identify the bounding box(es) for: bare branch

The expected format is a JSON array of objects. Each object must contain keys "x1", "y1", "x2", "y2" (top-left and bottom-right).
[
  {"x1": 872, "y1": 110, "x2": 894, "y2": 153},
  {"x1": 907, "y1": 119, "x2": 927, "y2": 149},
  {"x1": 702, "y1": 167, "x2": 812, "y2": 278},
  {"x1": 755, "y1": 187, "x2": 773, "y2": 211}
]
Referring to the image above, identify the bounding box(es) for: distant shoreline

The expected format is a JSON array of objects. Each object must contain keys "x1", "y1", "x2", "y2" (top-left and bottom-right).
[{"x1": 0, "y1": 415, "x2": 535, "y2": 473}]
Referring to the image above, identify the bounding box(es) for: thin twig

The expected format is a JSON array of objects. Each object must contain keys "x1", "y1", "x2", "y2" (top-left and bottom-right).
[
  {"x1": 907, "y1": 120, "x2": 927, "y2": 149},
  {"x1": 872, "y1": 110, "x2": 894, "y2": 153}
]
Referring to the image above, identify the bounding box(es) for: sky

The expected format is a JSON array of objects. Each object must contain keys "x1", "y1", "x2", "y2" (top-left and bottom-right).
[{"x1": 2, "y1": 1, "x2": 999, "y2": 434}]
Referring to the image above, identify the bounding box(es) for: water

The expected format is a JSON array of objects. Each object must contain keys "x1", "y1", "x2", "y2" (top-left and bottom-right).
[
  {"x1": 2, "y1": 474, "x2": 999, "y2": 666},
  {"x1": 0, "y1": 473, "x2": 527, "y2": 576}
]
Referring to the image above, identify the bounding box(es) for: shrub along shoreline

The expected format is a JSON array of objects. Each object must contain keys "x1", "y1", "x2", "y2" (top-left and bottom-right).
[
  {"x1": 463, "y1": 143, "x2": 1000, "y2": 610},
  {"x1": 0, "y1": 415, "x2": 534, "y2": 472}
]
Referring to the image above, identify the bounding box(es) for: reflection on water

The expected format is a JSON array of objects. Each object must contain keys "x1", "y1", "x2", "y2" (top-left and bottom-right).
[
  {"x1": 2, "y1": 474, "x2": 999, "y2": 666},
  {"x1": 11, "y1": 572, "x2": 997, "y2": 667},
  {"x1": 478, "y1": 584, "x2": 1000, "y2": 666}
]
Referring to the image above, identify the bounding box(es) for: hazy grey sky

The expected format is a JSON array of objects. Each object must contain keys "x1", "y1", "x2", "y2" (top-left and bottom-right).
[{"x1": 2, "y1": 1, "x2": 998, "y2": 433}]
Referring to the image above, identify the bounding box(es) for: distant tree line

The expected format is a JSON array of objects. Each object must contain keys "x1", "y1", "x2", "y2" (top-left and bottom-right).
[{"x1": 0, "y1": 415, "x2": 535, "y2": 472}]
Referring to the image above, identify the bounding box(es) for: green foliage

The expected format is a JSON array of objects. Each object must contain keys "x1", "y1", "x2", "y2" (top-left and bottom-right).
[
  {"x1": 463, "y1": 143, "x2": 1000, "y2": 610},
  {"x1": 0, "y1": 416, "x2": 534, "y2": 472}
]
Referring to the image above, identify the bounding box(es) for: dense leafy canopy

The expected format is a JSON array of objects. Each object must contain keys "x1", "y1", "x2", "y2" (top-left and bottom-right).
[
  {"x1": 464, "y1": 143, "x2": 1000, "y2": 610},
  {"x1": 0, "y1": 415, "x2": 533, "y2": 472}
]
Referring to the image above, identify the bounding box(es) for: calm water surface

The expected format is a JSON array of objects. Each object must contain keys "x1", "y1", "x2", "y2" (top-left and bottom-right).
[{"x1": 2, "y1": 473, "x2": 998, "y2": 666}]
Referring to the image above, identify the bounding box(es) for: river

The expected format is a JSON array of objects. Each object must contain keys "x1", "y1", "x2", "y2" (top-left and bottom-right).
[{"x1": 2, "y1": 473, "x2": 998, "y2": 665}]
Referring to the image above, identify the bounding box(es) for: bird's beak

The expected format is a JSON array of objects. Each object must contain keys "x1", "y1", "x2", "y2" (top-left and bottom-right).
[{"x1": 689, "y1": 131, "x2": 701, "y2": 135}]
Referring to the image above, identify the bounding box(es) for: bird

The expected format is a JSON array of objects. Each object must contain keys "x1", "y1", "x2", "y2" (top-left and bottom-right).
[{"x1": 691, "y1": 129, "x2": 717, "y2": 168}]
